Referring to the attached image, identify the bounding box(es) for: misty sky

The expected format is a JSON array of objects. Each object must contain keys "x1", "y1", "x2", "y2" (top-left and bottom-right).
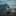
[{"x1": 0, "y1": 0, "x2": 15, "y2": 8}]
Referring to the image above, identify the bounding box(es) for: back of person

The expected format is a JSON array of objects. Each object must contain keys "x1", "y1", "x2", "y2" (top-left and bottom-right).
[{"x1": 7, "y1": 8, "x2": 10, "y2": 12}]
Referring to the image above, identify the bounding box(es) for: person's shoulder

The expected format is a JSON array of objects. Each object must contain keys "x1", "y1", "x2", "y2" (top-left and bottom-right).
[{"x1": 6, "y1": 8, "x2": 8, "y2": 9}]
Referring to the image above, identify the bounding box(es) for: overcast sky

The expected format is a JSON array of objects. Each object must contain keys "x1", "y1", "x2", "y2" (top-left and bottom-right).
[{"x1": 0, "y1": 0, "x2": 15, "y2": 8}]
